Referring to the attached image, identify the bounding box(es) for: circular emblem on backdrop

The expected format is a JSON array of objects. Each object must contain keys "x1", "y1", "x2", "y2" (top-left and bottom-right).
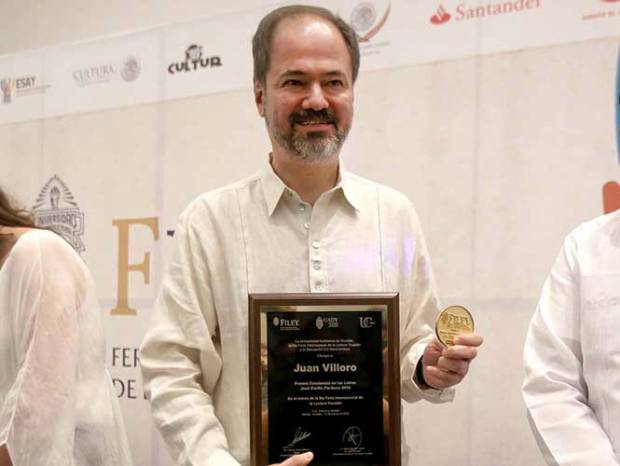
[
  {"x1": 120, "y1": 56, "x2": 141, "y2": 82},
  {"x1": 350, "y1": 2, "x2": 377, "y2": 33},
  {"x1": 273, "y1": 316, "x2": 280, "y2": 327},
  {"x1": 32, "y1": 175, "x2": 85, "y2": 253}
]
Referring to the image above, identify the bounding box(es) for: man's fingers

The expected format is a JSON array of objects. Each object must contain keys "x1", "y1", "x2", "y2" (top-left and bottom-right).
[
  {"x1": 424, "y1": 366, "x2": 463, "y2": 388},
  {"x1": 437, "y1": 356, "x2": 469, "y2": 375},
  {"x1": 442, "y1": 345, "x2": 478, "y2": 361},
  {"x1": 453, "y1": 333, "x2": 483, "y2": 347},
  {"x1": 275, "y1": 452, "x2": 314, "y2": 466}
]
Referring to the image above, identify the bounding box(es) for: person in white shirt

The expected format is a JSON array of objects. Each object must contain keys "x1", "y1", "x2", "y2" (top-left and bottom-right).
[
  {"x1": 0, "y1": 188, "x2": 133, "y2": 466},
  {"x1": 523, "y1": 210, "x2": 620, "y2": 465},
  {"x1": 140, "y1": 5, "x2": 483, "y2": 466}
]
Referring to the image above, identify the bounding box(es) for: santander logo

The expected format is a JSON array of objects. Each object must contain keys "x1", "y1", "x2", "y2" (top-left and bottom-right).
[
  {"x1": 430, "y1": 0, "x2": 541, "y2": 25},
  {"x1": 430, "y1": 5, "x2": 451, "y2": 24}
]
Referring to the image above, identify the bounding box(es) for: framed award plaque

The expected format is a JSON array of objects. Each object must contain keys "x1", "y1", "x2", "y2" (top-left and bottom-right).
[{"x1": 248, "y1": 293, "x2": 401, "y2": 466}]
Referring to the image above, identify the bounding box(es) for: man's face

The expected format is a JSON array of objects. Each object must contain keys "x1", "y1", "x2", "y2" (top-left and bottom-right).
[{"x1": 254, "y1": 15, "x2": 354, "y2": 163}]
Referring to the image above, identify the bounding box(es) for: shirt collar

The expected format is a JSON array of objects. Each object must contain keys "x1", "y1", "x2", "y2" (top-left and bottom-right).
[
  {"x1": 261, "y1": 163, "x2": 289, "y2": 216},
  {"x1": 260, "y1": 159, "x2": 363, "y2": 216},
  {"x1": 338, "y1": 164, "x2": 363, "y2": 212}
]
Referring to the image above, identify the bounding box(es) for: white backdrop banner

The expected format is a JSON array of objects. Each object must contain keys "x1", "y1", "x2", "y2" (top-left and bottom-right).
[{"x1": 1, "y1": 0, "x2": 620, "y2": 124}]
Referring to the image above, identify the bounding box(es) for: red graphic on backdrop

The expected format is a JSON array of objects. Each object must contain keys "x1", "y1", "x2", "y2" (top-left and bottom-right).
[
  {"x1": 430, "y1": 5, "x2": 451, "y2": 24},
  {"x1": 603, "y1": 182, "x2": 620, "y2": 214},
  {"x1": 601, "y1": 0, "x2": 620, "y2": 3}
]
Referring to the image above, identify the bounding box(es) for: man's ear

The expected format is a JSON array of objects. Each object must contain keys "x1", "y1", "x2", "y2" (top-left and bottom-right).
[{"x1": 254, "y1": 80, "x2": 265, "y2": 117}]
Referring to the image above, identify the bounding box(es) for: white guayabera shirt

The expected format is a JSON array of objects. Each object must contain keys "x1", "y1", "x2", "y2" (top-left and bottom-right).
[
  {"x1": 141, "y1": 164, "x2": 454, "y2": 466},
  {"x1": 524, "y1": 210, "x2": 620, "y2": 465},
  {"x1": 0, "y1": 230, "x2": 133, "y2": 466}
]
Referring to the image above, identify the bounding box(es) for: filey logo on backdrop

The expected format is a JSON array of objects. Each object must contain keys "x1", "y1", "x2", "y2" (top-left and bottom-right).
[
  {"x1": 602, "y1": 46, "x2": 620, "y2": 214},
  {"x1": 429, "y1": 0, "x2": 541, "y2": 25},
  {"x1": 167, "y1": 44, "x2": 222, "y2": 74},
  {"x1": 33, "y1": 175, "x2": 85, "y2": 253},
  {"x1": 349, "y1": 1, "x2": 391, "y2": 42}
]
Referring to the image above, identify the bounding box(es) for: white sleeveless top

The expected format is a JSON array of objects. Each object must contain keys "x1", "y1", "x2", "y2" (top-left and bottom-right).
[{"x1": 0, "y1": 229, "x2": 133, "y2": 465}]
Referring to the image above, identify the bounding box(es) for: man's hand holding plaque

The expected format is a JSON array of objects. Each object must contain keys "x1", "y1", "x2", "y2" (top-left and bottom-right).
[
  {"x1": 421, "y1": 306, "x2": 483, "y2": 390},
  {"x1": 270, "y1": 452, "x2": 314, "y2": 466}
]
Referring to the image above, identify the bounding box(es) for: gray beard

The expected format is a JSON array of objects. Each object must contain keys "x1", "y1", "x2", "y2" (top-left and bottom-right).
[{"x1": 270, "y1": 121, "x2": 347, "y2": 163}]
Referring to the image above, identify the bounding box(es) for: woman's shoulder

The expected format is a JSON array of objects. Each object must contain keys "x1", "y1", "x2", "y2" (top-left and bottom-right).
[
  {"x1": 7, "y1": 229, "x2": 82, "y2": 270},
  {"x1": 12, "y1": 228, "x2": 71, "y2": 253}
]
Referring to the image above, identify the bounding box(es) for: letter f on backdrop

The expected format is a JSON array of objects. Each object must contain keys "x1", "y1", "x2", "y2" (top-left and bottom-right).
[{"x1": 111, "y1": 217, "x2": 160, "y2": 315}]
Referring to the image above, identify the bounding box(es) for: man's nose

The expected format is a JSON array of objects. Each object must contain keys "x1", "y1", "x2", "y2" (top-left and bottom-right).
[{"x1": 302, "y1": 83, "x2": 328, "y2": 111}]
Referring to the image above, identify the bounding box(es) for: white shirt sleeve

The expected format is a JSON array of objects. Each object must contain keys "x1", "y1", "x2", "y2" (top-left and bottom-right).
[
  {"x1": 398, "y1": 201, "x2": 454, "y2": 404},
  {"x1": 0, "y1": 230, "x2": 133, "y2": 466},
  {"x1": 523, "y1": 235, "x2": 620, "y2": 466},
  {"x1": 139, "y1": 209, "x2": 240, "y2": 466}
]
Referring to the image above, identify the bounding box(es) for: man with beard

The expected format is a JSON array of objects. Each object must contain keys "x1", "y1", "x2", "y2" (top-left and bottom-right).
[{"x1": 140, "y1": 5, "x2": 482, "y2": 466}]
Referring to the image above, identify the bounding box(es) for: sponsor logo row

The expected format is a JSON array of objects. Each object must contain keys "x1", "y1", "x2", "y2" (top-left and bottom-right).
[
  {"x1": 2, "y1": 0, "x2": 617, "y2": 105},
  {"x1": 0, "y1": 44, "x2": 223, "y2": 105},
  {"x1": 272, "y1": 315, "x2": 376, "y2": 331}
]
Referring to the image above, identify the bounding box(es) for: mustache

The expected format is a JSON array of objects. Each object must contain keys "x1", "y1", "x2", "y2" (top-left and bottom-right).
[{"x1": 290, "y1": 109, "x2": 337, "y2": 125}]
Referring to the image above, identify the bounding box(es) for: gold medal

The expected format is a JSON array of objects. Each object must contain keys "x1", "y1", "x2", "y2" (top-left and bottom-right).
[{"x1": 435, "y1": 305, "x2": 474, "y2": 347}]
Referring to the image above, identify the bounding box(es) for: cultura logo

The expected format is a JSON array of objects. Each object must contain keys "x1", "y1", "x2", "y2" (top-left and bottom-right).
[
  {"x1": 430, "y1": 5, "x2": 451, "y2": 24},
  {"x1": 168, "y1": 44, "x2": 222, "y2": 74}
]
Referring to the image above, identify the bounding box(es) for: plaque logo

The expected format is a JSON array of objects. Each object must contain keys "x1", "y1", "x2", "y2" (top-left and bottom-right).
[
  {"x1": 315, "y1": 316, "x2": 324, "y2": 329},
  {"x1": 342, "y1": 426, "x2": 363, "y2": 448},
  {"x1": 360, "y1": 316, "x2": 375, "y2": 328},
  {"x1": 273, "y1": 316, "x2": 301, "y2": 331}
]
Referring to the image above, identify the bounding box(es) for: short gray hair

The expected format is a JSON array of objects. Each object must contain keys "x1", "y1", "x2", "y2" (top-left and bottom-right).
[{"x1": 252, "y1": 5, "x2": 360, "y2": 86}]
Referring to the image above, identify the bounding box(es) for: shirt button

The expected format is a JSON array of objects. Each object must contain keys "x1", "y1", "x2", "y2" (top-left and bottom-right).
[
  {"x1": 313, "y1": 261, "x2": 321, "y2": 270},
  {"x1": 298, "y1": 204, "x2": 305, "y2": 211},
  {"x1": 312, "y1": 241, "x2": 320, "y2": 249},
  {"x1": 304, "y1": 222, "x2": 310, "y2": 230}
]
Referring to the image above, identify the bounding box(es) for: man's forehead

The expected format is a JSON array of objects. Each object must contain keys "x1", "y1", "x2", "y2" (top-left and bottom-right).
[
  {"x1": 273, "y1": 14, "x2": 337, "y2": 39},
  {"x1": 267, "y1": 14, "x2": 352, "y2": 78}
]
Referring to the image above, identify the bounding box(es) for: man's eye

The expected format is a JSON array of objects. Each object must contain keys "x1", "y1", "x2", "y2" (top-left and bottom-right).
[
  {"x1": 282, "y1": 79, "x2": 302, "y2": 87},
  {"x1": 327, "y1": 80, "x2": 344, "y2": 88}
]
